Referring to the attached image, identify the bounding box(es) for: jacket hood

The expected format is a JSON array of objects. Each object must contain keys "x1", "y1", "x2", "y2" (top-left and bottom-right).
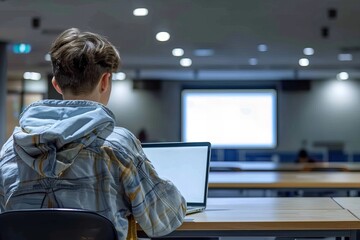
[{"x1": 13, "y1": 100, "x2": 115, "y2": 178}]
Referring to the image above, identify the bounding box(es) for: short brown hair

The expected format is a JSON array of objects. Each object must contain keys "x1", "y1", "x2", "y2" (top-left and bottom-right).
[{"x1": 50, "y1": 28, "x2": 120, "y2": 95}]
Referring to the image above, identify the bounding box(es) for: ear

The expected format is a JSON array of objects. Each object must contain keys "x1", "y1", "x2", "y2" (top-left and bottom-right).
[
  {"x1": 99, "y1": 72, "x2": 111, "y2": 93},
  {"x1": 51, "y1": 77, "x2": 63, "y2": 95}
]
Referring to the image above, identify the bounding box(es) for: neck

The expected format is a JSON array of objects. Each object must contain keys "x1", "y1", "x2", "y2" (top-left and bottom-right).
[{"x1": 62, "y1": 90, "x2": 101, "y2": 103}]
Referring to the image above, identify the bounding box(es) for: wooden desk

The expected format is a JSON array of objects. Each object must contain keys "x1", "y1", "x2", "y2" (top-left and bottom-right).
[
  {"x1": 210, "y1": 161, "x2": 360, "y2": 172},
  {"x1": 206, "y1": 197, "x2": 342, "y2": 210},
  {"x1": 334, "y1": 197, "x2": 360, "y2": 219},
  {"x1": 138, "y1": 198, "x2": 360, "y2": 239},
  {"x1": 334, "y1": 197, "x2": 360, "y2": 210},
  {"x1": 209, "y1": 171, "x2": 360, "y2": 189}
]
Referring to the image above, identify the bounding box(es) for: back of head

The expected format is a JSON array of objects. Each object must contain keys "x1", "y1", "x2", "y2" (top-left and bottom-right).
[
  {"x1": 50, "y1": 28, "x2": 120, "y2": 95},
  {"x1": 298, "y1": 149, "x2": 308, "y2": 158}
]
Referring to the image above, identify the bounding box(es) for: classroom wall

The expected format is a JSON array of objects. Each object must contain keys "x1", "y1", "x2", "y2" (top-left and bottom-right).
[
  {"x1": 0, "y1": 43, "x2": 7, "y2": 146},
  {"x1": 108, "y1": 78, "x2": 360, "y2": 153},
  {"x1": 279, "y1": 79, "x2": 360, "y2": 153},
  {"x1": 108, "y1": 80, "x2": 166, "y2": 141}
]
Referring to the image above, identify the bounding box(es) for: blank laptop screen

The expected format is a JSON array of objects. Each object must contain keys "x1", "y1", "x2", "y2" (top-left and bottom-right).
[{"x1": 142, "y1": 143, "x2": 210, "y2": 204}]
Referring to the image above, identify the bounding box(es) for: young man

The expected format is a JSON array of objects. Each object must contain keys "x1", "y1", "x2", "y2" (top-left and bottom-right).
[{"x1": 0, "y1": 28, "x2": 186, "y2": 240}]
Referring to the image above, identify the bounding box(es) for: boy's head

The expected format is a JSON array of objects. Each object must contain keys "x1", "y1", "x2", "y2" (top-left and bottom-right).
[{"x1": 50, "y1": 28, "x2": 120, "y2": 99}]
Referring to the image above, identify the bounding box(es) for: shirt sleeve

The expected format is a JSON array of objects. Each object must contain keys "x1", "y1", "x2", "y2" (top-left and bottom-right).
[
  {"x1": 0, "y1": 151, "x2": 5, "y2": 213},
  {"x1": 118, "y1": 134, "x2": 186, "y2": 237},
  {"x1": 0, "y1": 138, "x2": 15, "y2": 213},
  {"x1": 0, "y1": 171, "x2": 3, "y2": 213},
  {"x1": 131, "y1": 156, "x2": 186, "y2": 237}
]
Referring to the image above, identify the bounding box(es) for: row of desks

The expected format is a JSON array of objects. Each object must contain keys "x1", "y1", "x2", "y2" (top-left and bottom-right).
[
  {"x1": 209, "y1": 161, "x2": 360, "y2": 194},
  {"x1": 210, "y1": 161, "x2": 360, "y2": 172},
  {"x1": 139, "y1": 197, "x2": 360, "y2": 239},
  {"x1": 209, "y1": 171, "x2": 360, "y2": 189},
  {"x1": 138, "y1": 162, "x2": 360, "y2": 238}
]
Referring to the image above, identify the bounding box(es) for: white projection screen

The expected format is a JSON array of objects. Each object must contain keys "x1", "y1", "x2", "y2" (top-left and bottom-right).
[{"x1": 181, "y1": 89, "x2": 277, "y2": 148}]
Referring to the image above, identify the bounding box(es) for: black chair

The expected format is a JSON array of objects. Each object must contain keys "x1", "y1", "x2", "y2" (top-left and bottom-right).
[{"x1": 0, "y1": 208, "x2": 118, "y2": 240}]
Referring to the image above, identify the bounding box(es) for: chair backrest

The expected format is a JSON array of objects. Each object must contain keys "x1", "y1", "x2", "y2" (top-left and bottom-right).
[{"x1": 0, "y1": 208, "x2": 118, "y2": 240}]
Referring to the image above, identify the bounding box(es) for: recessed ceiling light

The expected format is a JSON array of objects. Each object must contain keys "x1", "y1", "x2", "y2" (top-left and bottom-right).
[
  {"x1": 338, "y1": 53, "x2": 352, "y2": 61},
  {"x1": 180, "y1": 58, "x2": 192, "y2": 67},
  {"x1": 249, "y1": 58, "x2": 258, "y2": 65},
  {"x1": 303, "y1": 48, "x2": 314, "y2": 56},
  {"x1": 133, "y1": 8, "x2": 148, "y2": 16},
  {"x1": 112, "y1": 72, "x2": 126, "y2": 80},
  {"x1": 156, "y1": 32, "x2": 170, "y2": 42},
  {"x1": 337, "y1": 72, "x2": 349, "y2": 81},
  {"x1": 23, "y1": 72, "x2": 41, "y2": 80},
  {"x1": 172, "y1": 48, "x2": 184, "y2": 57},
  {"x1": 299, "y1": 58, "x2": 309, "y2": 66},
  {"x1": 257, "y1": 44, "x2": 268, "y2": 52},
  {"x1": 44, "y1": 53, "x2": 51, "y2": 61},
  {"x1": 193, "y1": 49, "x2": 214, "y2": 56}
]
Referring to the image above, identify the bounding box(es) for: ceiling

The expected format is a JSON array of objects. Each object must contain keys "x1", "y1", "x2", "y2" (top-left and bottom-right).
[{"x1": 1, "y1": 0, "x2": 360, "y2": 81}]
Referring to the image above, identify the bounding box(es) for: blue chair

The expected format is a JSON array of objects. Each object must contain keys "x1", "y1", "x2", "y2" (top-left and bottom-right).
[
  {"x1": 224, "y1": 149, "x2": 239, "y2": 161},
  {"x1": 352, "y1": 153, "x2": 360, "y2": 162},
  {"x1": 328, "y1": 150, "x2": 348, "y2": 162},
  {"x1": 309, "y1": 152, "x2": 324, "y2": 162},
  {"x1": 0, "y1": 208, "x2": 118, "y2": 240},
  {"x1": 278, "y1": 152, "x2": 324, "y2": 163},
  {"x1": 211, "y1": 149, "x2": 241, "y2": 161},
  {"x1": 278, "y1": 152, "x2": 298, "y2": 163},
  {"x1": 245, "y1": 152, "x2": 273, "y2": 161},
  {"x1": 211, "y1": 149, "x2": 220, "y2": 161}
]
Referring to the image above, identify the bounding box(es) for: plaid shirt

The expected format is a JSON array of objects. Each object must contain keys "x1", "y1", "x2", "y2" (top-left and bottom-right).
[{"x1": 0, "y1": 100, "x2": 186, "y2": 240}]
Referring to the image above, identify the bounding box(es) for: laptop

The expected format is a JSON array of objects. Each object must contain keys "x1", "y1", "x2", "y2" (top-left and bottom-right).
[{"x1": 142, "y1": 142, "x2": 211, "y2": 215}]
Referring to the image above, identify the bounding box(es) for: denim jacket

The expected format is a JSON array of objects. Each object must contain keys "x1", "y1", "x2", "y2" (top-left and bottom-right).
[{"x1": 0, "y1": 100, "x2": 186, "y2": 240}]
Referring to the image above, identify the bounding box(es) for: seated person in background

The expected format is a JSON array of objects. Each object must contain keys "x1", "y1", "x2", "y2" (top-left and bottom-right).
[
  {"x1": 0, "y1": 28, "x2": 186, "y2": 240},
  {"x1": 296, "y1": 149, "x2": 315, "y2": 163}
]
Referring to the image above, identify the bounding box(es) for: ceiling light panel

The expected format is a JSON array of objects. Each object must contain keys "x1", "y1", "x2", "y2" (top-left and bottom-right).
[
  {"x1": 249, "y1": 58, "x2": 258, "y2": 65},
  {"x1": 257, "y1": 44, "x2": 268, "y2": 52},
  {"x1": 156, "y1": 32, "x2": 170, "y2": 42},
  {"x1": 337, "y1": 72, "x2": 349, "y2": 80},
  {"x1": 23, "y1": 72, "x2": 41, "y2": 80},
  {"x1": 44, "y1": 53, "x2": 51, "y2": 61},
  {"x1": 112, "y1": 72, "x2": 126, "y2": 80},
  {"x1": 193, "y1": 49, "x2": 214, "y2": 56},
  {"x1": 299, "y1": 58, "x2": 309, "y2": 66},
  {"x1": 303, "y1": 48, "x2": 314, "y2": 55},
  {"x1": 172, "y1": 48, "x2": 184, "y2": 57},
  {"x1": 338, "y1": 53, "x2": 352, "y2": 61},
  {"x1": 180, "y1": 58, "x2": 192, "y2": 67},
  {"x1": 133, "y1": 8, "x2": 148, "y2": 16}
]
